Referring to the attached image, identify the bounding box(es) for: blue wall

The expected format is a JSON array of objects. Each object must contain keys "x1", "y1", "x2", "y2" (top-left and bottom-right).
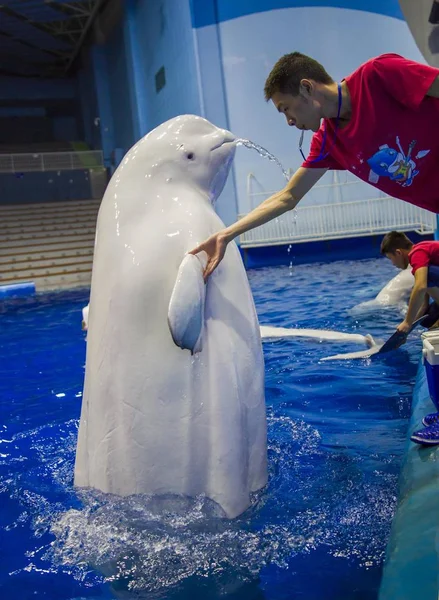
[
  {"x1": 77, "y1": 0, "x2": 203, "y2": 169},
  {"x1": 0, "y1": 170, "x2": 95, "y2": 203},
  {"x1": 106, "y1": 20, "x2": 136, "y2": 155},
  {"x1": 0, "y1": 77, "x2": 77, "y2": 101},
  {"x1": 190, "y1": 0, "x2": 404, "y2": 26},
  {"x1": 0, "y1": 76, "x2": 80, "y2": 146},
  {"x1": 77, "y1": 0, "x2": 202, "y2": 159},
  {"x1": 0, "y1": 75, "x2": 80, "y2": 146},
  {"x1": 52, "y1": 117, "x2": 79, "y2": 142},
  {"x1": 134, "y1": 0, "x2": 201, "y2": 130},
  {"x1": 78, "y1": 55, "x2": 101, "y2": 151}
]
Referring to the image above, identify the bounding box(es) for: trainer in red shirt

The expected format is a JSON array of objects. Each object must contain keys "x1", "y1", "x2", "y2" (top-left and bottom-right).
[
  {"x1": 190, "y1": 52, "x2": 439, "y2": 281},
  {"x1": 302, "y1": 54, "x2": 439, "y2": 212},
  {"x1": 380, "y1": 231, "x2": 439, "y2": 333}
]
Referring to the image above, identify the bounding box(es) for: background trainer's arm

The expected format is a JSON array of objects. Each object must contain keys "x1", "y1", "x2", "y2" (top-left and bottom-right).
[
  {"x1": 427, "y1": 76, "x2": 439, "y2": 97},
  {"x1": 399, "y1": 267, "x2": 428, "y2": 331},
  {"x1": 414, "y1": 294, "x2": 430, "y2": 321},
  {"x1": 223, "y1": 167, "x2": 327, "y2": 241}
]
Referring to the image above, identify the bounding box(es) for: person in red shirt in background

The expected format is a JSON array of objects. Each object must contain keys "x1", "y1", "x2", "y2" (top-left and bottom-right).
[
  {"x1": 190, "y1": 52, "x2": 439, "y2": 279},
  {"x1": 381, "y1": 230, "x2": 439, "y2": 445},
  {"x1": 381, "y1": 231, "x2": 439, "y2": 334}
]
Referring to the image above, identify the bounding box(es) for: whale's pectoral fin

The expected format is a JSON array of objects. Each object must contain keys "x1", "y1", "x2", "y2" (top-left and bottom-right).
[{"x1": 168, "y1": 254, "x2": 206, "y2": 354}]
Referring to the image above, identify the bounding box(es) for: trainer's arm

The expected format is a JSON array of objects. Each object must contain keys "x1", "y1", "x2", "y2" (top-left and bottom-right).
[
  {"x1": 397, "y1": 267, "x2": 428, "y2": 332},
  {"x1": 190, "y1": 167, "x2": 327, "y2": 279},
  {"x1": 223, "y1": 166, "x2": 327, "y2": 240}
]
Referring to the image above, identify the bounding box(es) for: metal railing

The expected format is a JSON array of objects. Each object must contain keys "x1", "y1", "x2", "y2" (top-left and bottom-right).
[
  {"x1": 0, "y1": 150, "x2": 104, "y2": 173},
  {"x1": 246, "y1": 170, "x2": 360, "y2": 210},
  {"x1": 240, "y1": 173, "x2": 436, "y2": 247}
]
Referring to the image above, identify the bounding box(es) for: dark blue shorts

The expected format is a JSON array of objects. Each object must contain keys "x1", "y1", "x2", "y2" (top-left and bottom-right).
[
  {"x1": 428, "y1": 265, "x2": 439, "y2": 288},
  {"x1": 418, "y1": 266, "x2": 439, "y2": 328},
  {"x1": 422, "y1": 301, "x2": 439, "y2": 328}
]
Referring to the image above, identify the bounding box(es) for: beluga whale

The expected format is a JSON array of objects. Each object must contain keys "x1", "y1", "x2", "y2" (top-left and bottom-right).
[
  {"x1": 74, "y1": 115, "x2": 268, "y2": 519},
  {"x1": 350, "y1": 267, "x2": 414, "y2": 315}
]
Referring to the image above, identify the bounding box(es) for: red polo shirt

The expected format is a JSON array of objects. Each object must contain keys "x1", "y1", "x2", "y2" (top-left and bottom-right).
[{"x1": 302, "y1": 54, "x2": 439, "y2": 213}]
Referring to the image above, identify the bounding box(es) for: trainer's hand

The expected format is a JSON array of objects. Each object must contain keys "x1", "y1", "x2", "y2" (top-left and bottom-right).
[
  {"x1": 396, "y1": 320, "x2": 411, "y2": 334},
  {"x1": 189, "y1": 231, "x2": 229, "y2": 281}
]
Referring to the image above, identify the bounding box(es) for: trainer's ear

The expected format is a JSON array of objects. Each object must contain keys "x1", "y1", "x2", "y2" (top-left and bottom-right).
[{"x1": 299, "y1": 79, "x2": 313, "y2": 98}]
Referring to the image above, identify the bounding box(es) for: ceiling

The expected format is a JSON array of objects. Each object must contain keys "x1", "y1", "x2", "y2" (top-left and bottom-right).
[{"x1": 0, "y1": 0, "x2": 105, "y2": 78}]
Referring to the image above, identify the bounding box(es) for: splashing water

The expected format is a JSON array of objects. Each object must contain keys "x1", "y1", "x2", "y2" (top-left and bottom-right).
[
  {"x1": 235, "y1": 139, "x2": 290, "y2": 181},
  {"x1": 3, "y1": 411, "x2": 396, "y2": 598},
  {"x1": 236, "y1": 138, "x2": 298, "y2": 230},
  {"x1": 287, "y1": 245, "x2": 294, "y2": 276},
  {"x1": 43, "y1": 411, "x2": 394, "y2": 597}
]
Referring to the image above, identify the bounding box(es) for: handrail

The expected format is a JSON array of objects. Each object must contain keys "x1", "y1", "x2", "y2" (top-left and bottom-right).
[
  {"x1": 0, "y1": 150, "x2": 104, "y2": 173},
  {"x1": 238, "y1": 196, "x2": 435, "y2": 247}
]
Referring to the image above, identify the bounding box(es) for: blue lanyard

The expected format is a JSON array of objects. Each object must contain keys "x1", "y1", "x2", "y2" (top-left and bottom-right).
[{"x1": 299, "y1": 82, "x2": 342, "y2": 163}]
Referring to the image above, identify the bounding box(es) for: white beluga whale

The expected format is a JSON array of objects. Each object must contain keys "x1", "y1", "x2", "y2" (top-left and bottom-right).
[
  {"x1": 350, "y1": 267, "x2": 414, "y2": 315},
  {"x1": 74, "y1": 115, "x2": 267, "y2": 519},
  {"x1": 373, "y1": 267, "x2": 413, "y2": 305}
]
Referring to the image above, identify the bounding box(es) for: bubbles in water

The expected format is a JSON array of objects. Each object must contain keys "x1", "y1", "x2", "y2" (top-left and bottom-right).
[{"x1": 235, "y1": 139, "x2": 290, "y2": 182}]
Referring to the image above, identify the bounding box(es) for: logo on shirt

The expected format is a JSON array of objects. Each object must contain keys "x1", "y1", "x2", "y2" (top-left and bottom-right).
[{"x1": 367, "y1": 137, "x2": 430, "y2": 187}]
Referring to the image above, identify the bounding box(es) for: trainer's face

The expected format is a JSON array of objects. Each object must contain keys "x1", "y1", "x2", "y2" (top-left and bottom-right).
[
  {"x1": 272, "y1": 83, "x2": 322, "y2": 132},
  {"x1": 386, "y1": 250, "x2": 408, "y2": 270}
]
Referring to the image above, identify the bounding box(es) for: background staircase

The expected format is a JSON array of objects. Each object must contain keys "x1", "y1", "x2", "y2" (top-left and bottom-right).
[{"x1": 0, "y1": 199, "x2": 100, "y2": 291}]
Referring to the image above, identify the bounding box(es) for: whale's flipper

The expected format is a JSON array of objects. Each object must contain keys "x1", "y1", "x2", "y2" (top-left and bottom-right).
[
  {"x1": 168, "y1": 254, "x2": 206, "y2": 353},
  {"x1": 320, "y1": 344, "x2": 383, "y2": 361},
  {"x1": 259, "y1": 325, "x2": 383, "y2": 360},
  {"x1": 259, "y1": 325, "x2": 372, "y2": 345}
]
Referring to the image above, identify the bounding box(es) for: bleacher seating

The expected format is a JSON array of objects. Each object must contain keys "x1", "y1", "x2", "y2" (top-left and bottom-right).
[{"x1": 0, "y1": 199, "x2": 100, "y2": 291}]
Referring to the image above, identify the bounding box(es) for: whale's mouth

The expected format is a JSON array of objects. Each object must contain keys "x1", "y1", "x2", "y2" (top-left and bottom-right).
[{"x1": 210, "y1": 136, "x2": 236, "y2": 152}]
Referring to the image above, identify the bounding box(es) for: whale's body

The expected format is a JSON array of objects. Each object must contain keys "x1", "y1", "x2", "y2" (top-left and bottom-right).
[
  {"x1": 350, "y1": 268, "x2": 414, "y2": 315},
  {"x1": 74, "y1": 116, "x2": 267, "y2": 518}
]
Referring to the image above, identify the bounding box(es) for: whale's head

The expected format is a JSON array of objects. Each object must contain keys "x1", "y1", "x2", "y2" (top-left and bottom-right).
[{"x1": 128, "y1": 115, "x2": 236, "y2": 203}]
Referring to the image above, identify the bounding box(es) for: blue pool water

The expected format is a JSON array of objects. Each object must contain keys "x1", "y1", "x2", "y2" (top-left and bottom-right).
[{"x1": 0, "y1": 258, "x2": 420, "y2": 600}]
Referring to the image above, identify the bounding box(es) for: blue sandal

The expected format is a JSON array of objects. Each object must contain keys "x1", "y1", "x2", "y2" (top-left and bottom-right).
[
  {"x1": 411, "y1": 423, "x2": 439, "y2": 446},
  {"x1": 422, "y1": 412, "x2": 439, "y2": 427}
]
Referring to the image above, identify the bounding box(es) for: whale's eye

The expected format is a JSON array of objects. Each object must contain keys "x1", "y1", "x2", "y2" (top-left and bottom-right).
[{"x1": 186, "y1": 152, "x2": 195, "y2": 160}]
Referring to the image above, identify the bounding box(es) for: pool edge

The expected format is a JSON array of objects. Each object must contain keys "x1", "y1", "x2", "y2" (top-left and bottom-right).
[{"x1": 379, "y1": 358, "x2": 439, "y2": 600}]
